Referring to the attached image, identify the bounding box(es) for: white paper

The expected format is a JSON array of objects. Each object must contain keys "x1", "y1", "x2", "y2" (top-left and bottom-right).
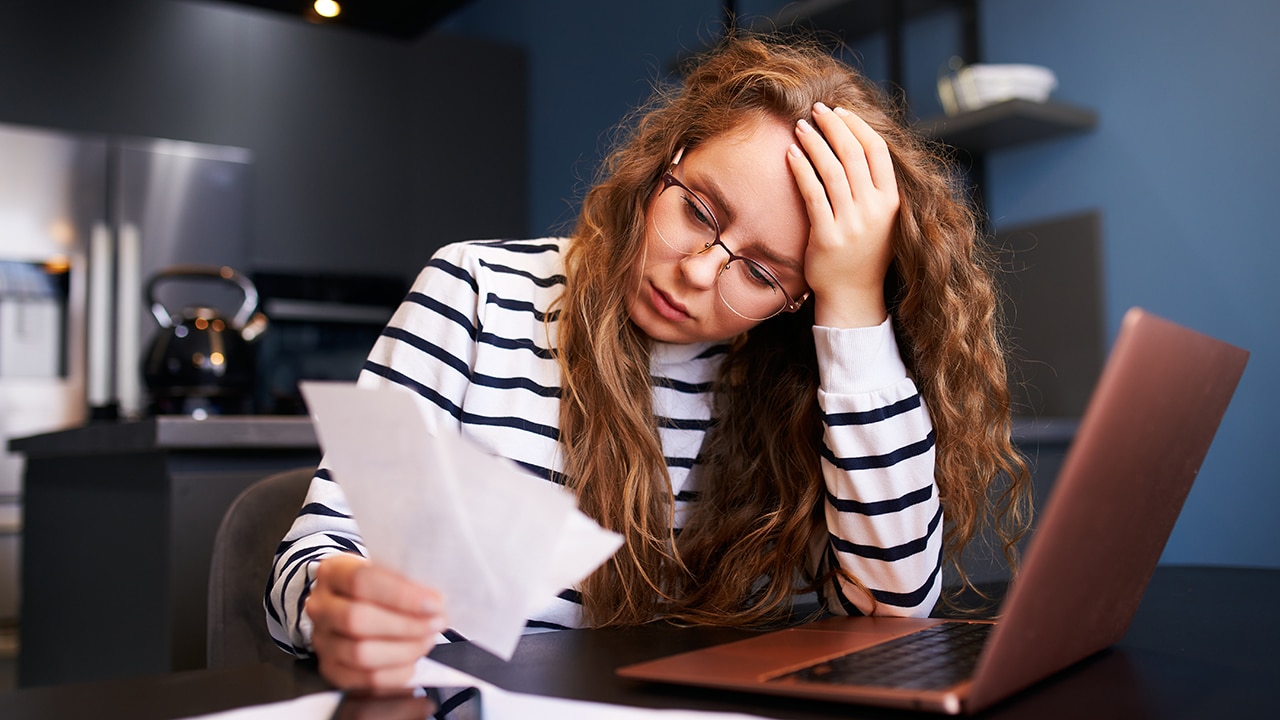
[
  {"x1": 299, "y1": 381, "x2": 623, "y2": 660},
  {"x1": 180, "y1": 659, "x2": 768, "y2": 720},
  {"x1": 178, "y1": 692, "x2": 341, "y2": 720},
  {"x1": 409, "y1": 658, "x2": 768, "y2": 720}
]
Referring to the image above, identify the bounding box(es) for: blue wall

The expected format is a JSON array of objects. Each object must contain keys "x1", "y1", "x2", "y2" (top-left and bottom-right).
[
  {"x1": 980, "y1": 0, "x2": 1279, "y2": 568},
  {"x1": 442, "y1": 0, "x2": 1280, "y2": 568}
]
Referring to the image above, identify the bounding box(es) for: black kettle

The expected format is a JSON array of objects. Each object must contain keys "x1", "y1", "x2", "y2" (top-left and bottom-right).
[{"x1": 142, "y1": 265, "x2": 268, "y2": 415}]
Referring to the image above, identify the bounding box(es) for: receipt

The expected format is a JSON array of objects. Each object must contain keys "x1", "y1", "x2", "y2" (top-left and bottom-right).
[{"x1": 299, "y1": 381, "x2": 623, "y2": 660}]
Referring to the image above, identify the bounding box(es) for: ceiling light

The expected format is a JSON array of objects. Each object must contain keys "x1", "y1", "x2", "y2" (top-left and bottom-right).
[{"x1": 313, "y1": 1, "x2": 341, "y2": 19}]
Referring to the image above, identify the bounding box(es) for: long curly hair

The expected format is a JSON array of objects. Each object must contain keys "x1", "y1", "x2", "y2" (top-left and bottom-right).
[{"x1": 551, "y1": 32, "x2": 1031, "y2": 627}]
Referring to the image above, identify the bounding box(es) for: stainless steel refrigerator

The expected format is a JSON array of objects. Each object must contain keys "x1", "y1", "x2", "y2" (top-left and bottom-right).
[{"x1": 0, "y1": 120, "x2": 252, "y2": 622}]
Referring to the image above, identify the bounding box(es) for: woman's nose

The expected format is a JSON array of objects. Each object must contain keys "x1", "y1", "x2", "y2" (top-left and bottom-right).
[{"x1": 679, "y1": 244, "x2": 725, "y2": 289}]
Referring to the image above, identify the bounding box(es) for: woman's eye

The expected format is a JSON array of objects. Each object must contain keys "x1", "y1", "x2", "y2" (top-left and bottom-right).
[
  {"x1": 682, "y1": 196, "x2": 714, "y2": 230},
  {"x1": 744, "y1": 261, "x2": 779, "y2": 289}
]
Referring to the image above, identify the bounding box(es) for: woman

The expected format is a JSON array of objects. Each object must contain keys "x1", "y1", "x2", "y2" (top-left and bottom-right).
[{"x1": 266, "y1": 33, "x2": 1030, "y2": 689}]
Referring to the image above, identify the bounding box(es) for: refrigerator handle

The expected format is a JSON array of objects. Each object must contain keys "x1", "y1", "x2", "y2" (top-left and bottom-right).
[
  {"x1": 87, "y1": 221, "x2": 114, "y2": 411},
  {"x1": 116, "y1": 223, "x2": 143, "y2": 418}
]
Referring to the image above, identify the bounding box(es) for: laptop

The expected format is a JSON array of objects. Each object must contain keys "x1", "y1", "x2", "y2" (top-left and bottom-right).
[{"x1": 617, "y1": 308, "x2": 1249, "y2": 714}]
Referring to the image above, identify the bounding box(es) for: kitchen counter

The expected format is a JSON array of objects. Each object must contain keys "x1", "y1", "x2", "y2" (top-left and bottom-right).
[
  {"x1": 9, "y1": 415, "x2": 318, "y2": 456},
  {"x1": 11, "y1": 414, "x2": 1070, "y2": 454},
  {"x1": 11, "y1": 415, "x2": 321, "y2": 688}
]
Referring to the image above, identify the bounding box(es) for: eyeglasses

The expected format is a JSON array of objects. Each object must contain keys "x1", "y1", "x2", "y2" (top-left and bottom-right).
[{"x1": 649, "y1": 157, "x2": 808, "y2": 321}]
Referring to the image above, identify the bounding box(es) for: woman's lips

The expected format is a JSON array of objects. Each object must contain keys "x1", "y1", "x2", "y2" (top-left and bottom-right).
[{"x1": 650, "y1": 284, "x2": 690, "y2": 321}]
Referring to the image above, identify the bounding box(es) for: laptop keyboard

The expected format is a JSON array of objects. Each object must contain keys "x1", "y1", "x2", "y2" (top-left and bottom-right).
[{"x1": 773, "y1": 621, "x2": 993, "y2": 691}]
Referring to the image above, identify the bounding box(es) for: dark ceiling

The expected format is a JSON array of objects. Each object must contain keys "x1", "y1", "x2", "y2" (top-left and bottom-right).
[{"x1": 216, "y1": 1, "x2": 475, "y2": 40}]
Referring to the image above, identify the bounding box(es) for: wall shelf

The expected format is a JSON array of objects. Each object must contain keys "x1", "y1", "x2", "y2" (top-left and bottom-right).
[
  {"x1": 771, "y1": 0, "x2": 959, "y2": 42},
  {"x1": 915, "y1": 99, "x2": 1098, "y2": 153},
  {"x1": 769, "y1": 1, "x2": 1103, "y2": 423},
  {"x1": 770, "y1": 1, "x2": 1099, "y2": 155}
]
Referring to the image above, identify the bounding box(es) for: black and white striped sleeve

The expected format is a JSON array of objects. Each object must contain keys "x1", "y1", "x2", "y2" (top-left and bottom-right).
[
  {"x1": 265, "y1": 241, "x2": 488, "y2": 656},
  {"x1": 813, "y1": 318, "x2": 942, "y2": 618}
]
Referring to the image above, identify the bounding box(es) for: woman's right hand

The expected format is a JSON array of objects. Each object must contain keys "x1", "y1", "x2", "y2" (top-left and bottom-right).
[{"x1": 306, "y1": 553, "x2": 448, "y2": 689}]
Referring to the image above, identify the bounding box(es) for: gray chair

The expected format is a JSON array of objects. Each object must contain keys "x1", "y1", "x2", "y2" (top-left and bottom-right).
[{"x1": 206, "y1": 466, "x2": 314, "y2": 668}]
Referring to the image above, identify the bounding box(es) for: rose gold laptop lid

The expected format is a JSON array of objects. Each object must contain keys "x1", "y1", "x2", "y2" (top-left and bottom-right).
[
  {"x1": 618, "y1": 308, "x2": 1249, "y2": 714},
  {"x1": 965, "y1": 307, "x2": 1248, "y2": 710}
]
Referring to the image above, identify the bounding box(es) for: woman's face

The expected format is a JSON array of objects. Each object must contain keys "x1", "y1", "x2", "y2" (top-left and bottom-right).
[{"x1": 626, "y1": 115, "x2": 810, "y2": 345}]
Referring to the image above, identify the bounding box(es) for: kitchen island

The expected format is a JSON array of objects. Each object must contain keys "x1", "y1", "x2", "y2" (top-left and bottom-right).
[{"x1": 9, "y1": 416, "x2": 319, "y2": 688}]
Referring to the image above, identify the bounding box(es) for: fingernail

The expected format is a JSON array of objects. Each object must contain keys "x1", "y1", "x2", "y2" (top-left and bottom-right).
[
  {"x1": 814, "y1": 101, "x2": 831, "y2": 115},
  {"x1": 833, "y1": 106, "x2": 852, "y2": 117},
  {"x1": 796, "y1": 118, "x2": 814, "y2": 133},
  {"x1": 788, "y1": 143, "x2": 803, "y2": 158}
]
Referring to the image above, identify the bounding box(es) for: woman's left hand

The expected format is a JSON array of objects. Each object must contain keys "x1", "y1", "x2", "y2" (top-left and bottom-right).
[{"x1": 787, "y1": 102, "x2": 900, "y2": 328}]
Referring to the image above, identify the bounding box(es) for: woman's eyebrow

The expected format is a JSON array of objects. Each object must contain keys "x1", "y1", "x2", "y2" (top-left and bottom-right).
[
  {"x1": 746, "y1": 240, "x2": 803, "y2": 275},
  {"x1": 695, "y1": 174, "x2": 736, "y2": 229}
]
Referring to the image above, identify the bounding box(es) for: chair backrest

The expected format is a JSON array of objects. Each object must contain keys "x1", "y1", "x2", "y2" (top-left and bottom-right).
[{"x1": 207, "y1": 466, "x2": 313, "y2": 669}]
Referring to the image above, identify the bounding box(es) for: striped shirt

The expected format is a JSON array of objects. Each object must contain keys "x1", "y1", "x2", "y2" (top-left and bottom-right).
[{"x1": 266, "y1": 238, "x2": 941, "y2": 656}]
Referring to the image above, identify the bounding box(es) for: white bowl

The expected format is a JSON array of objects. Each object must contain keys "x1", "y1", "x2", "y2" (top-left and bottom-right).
[{"x1": 939, "y1": 63, "x2": 1058, "y2": 115}]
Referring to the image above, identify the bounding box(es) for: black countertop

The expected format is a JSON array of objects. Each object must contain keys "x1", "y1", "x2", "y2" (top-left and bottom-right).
[
  {"x1": 8, "y1": 415, "x2": 318, "y2": 456},
  {"x1": 8, "y1": 414, "x2": 1074, "y2": 458}
]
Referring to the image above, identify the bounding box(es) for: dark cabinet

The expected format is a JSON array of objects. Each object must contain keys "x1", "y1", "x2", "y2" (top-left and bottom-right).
[{"x1": 12, "y1": 418, "x2": 319, "y2": 687}]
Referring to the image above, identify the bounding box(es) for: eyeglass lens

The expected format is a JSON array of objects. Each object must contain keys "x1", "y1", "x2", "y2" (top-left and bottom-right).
[{"x1": 653, "y1": 176, "x2": 789, "y2": 321}]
